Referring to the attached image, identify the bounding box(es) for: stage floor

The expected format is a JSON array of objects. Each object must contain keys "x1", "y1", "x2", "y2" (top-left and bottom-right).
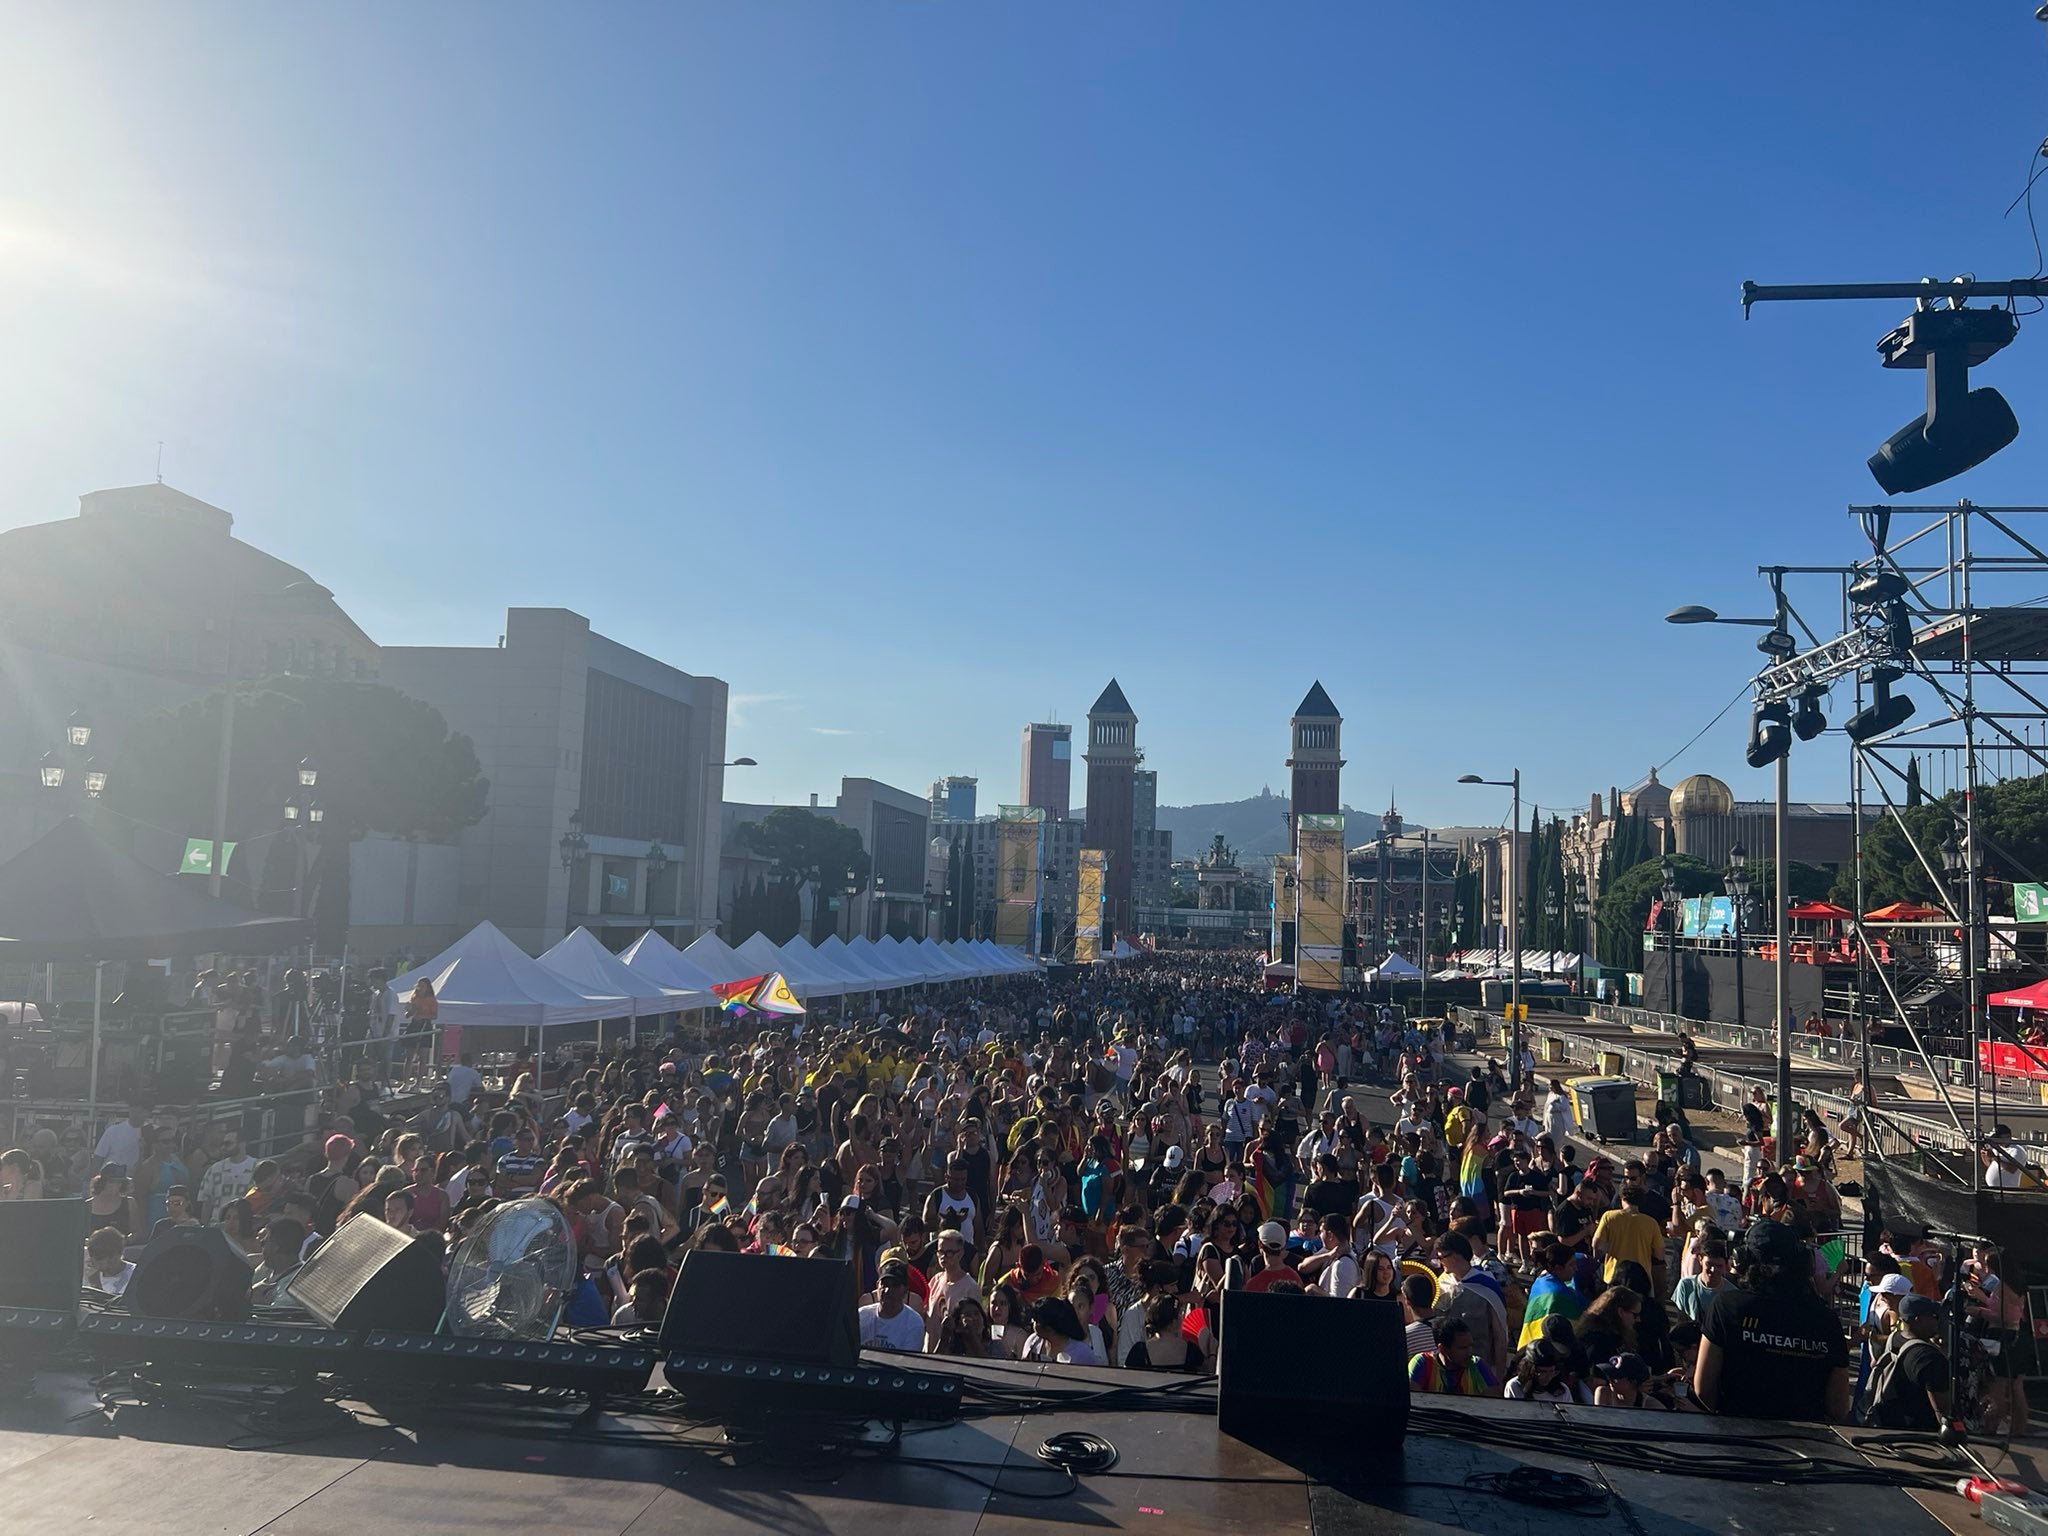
[{"x1": 0, "y1": 1352, "x2": 2003, "y2": 1535}]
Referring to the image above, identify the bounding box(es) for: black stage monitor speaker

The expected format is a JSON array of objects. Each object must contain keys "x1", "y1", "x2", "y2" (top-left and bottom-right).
[
  {"x1": 287, "y1": 1216, "x2": 443, "y2": 1333},
  {"x1": 1217, "y1": 1288, "x2": 1408, "y2": 1455},
  {"x1": 659, "y1": 1250, "x2": 859, "y2": 1366},
  {"x1": 129, "y1": 1226, "x2": 253, "y2": 1321},
  {"x1": 0, "y1": 1198, "x2": 89, "y2": 1311}
]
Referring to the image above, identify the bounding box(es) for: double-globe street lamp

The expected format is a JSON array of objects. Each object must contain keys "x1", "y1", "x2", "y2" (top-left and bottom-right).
[{"x1": 282, "y1": 757, "x2": 325, "y2": 920}]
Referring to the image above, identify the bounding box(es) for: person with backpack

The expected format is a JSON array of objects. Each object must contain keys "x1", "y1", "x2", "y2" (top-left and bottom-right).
[{"x1": 1865, "y1": 1295, "x2": 1949, "y2": 1430}]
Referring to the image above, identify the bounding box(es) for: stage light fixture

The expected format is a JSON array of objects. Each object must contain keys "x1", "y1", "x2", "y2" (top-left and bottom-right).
[
  {"x1": 1848, "y1": 569, "x2": 1910, "y2": 608},
  {"x1": 1884, "y1": 600, "x2": 1917, "y2": 657},
  {"x1": 1791, "y1": 686, "x2": 1829, "y2": 741},
  {"x1": 1746, "y1": 700, "x2": 1792, "y2": 768},
  {"x1": 1867, "y1": 306, "x2": 2020, "y2": 494},
  {"x1": 1844, "y1": 667, "x2": 1916, "y2": 742},
  {"x1": 664, "y1": 1351, "x2": 962, "y2": 1425}
]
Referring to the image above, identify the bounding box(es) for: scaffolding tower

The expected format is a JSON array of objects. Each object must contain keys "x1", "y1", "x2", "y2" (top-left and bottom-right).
[{"x1": 1754, "y1": 502, "x2": 2048, "y2": 1177}]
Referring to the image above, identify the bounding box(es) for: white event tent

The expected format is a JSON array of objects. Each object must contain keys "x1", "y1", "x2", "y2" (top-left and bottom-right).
[
  {"x1": 925, "y1": 933, "x2": 987, "y2": 978},
  {"x1": 818, "y1": 933, "x2": 906, "y2": 989},
  {"x1": 681, "y1": 931, "x2": 756, "y2": 986},
  {"x1": 386, "y1": 920, "x2": 631, "y2": 1048},
  {"x1": 782, "y1": 935, "x2": 875, "y2": 994},
  {"x1": 848, "y1": 935, "x2": 919, "y2": 985},
  {"x1": 978, "y1": 939, "x2": 1036, "y2": 973},
  {"x1": 733, "y1": 930, "x2": 848, "y2": 998},
  {"x1": 617, "y1": 928, "x2": 725, "y2": 1000},
  {"x1": 540, "y1": 927, "x2": 708, "y2": 1020},
  {"x1": 875, "y1": 935, "x2": 938, "y2": 985},
  {"x1": 941, "y1": 940, "x2": 996, "y2": 977}
]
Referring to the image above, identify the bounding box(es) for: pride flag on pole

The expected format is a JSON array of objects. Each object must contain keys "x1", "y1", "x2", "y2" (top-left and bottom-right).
[{"x1": 712, "y1": 972, "x2": 806, "y2": 1017}]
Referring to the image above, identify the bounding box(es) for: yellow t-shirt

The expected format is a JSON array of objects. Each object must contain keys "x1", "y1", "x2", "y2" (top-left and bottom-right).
[
  {"x1": 1592, "y1": 1208, "x2": 1662, "y2": 1283},
  {"x1": 1443, "y1": 1106, "x2": 1471, "y2": 1149}
]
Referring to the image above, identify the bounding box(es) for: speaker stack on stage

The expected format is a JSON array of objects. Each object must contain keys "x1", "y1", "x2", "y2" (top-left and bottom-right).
[
  {"x1": 659, "y1": 1251, "x2": 961, "y2": 1426},
  {"x1": 0, "y1": 1199, "x2": 88, "y2": 1378},
  {"x1": 1217, "y1": 1288, "x2": 1409, "y2": 1457}
]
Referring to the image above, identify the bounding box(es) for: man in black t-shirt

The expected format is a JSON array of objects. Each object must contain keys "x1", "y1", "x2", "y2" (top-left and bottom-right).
[
  {"x1": 1696, "y1": 1220, "x2": 1850, "y2": 1423},
  {"x1": 1300, "y1": 1153, "x2": 1360, "y2": 1223},
  {"x1": 1868, "y1": 1296, "x2": 1950, "y2": 1431}
]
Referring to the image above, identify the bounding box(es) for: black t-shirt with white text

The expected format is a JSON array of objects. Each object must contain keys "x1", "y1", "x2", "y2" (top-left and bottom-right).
[{"x1": 1701, "y1": 1284, "x2": 1848, "y2": 1422}]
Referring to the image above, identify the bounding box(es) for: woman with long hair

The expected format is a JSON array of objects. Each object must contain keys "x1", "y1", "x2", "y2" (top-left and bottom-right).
[
  {"x1": 1354, "y1": 1250, "x2": 1401, "y2": 1302},
  {"x1": 936, "y1": 1295, "x2": 1001, "y2": 1359},
  {"x1": 1576, "y1": 1284, "x2": 1642, "y2": 1364},
  {"x1": 985, "y1": 1283, "x2": 1027, "y2": 1359},
  {"x1": 84, "y1": 1166, "x2": 137, "y2": 1239},
  {"x1": 979, "y1": 1203, "x2": 1027, "y2": 1291}
]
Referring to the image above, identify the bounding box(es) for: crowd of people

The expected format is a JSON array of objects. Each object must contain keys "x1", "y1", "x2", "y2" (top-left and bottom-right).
[{"x1": 0, "y1": 945, "x2": 2033, "y2": 1438}]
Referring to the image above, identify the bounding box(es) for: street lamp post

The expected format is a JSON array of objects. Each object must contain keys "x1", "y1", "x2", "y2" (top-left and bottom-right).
[
  {"x1": 1667, "y1": 595, "x2": 1797, "y2": 1164},
  {"x1": 557, "y1": 809, "x2": 588, "y2": 936},
  {"x1": 1458, "y1": 770, "x2": 1522, "y2": 1084},
  {"x1": 1726, "y1": 843, "x2": 1750, "y2": 1029},
  {"x1": 1942, "y1": 828, "x2": 1983, "y2": 1184},
  {"x1": 202, "y1": 582, "x2": 334, "y2": 897},
  {"x1": 644, "y1": 841, "x2": 670, "y2": 932},
  {"x1": 1569, "y1": 873, "x2": 1589, "y2": 976},
  {"x1": 1660, "y1": 857, "x2": 1681, "y2": 1016}
]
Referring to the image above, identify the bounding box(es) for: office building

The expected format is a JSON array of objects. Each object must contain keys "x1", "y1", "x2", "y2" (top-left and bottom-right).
[
  {"x1": 381, "y1": 608, "x2": 729, "y2": 954},
  {"x1": 1134, "y1": 769, "x2": 1157, "y2": 835},
  {"x1": 1021, "y1": 722, "x2": 1073, "y2": 820},
  {"x1": 928, "y1": 775, "x2": 977, "y2": 825}
]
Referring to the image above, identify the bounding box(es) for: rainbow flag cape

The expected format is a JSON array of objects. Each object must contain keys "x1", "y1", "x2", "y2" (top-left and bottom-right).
[
  {"x1": 1459, "y1": 1142, "x2": 1488, "y2": 1206},
  {"x1": 712, "y1": 972, "x2": 806, "y2": 1016},
  {"x1": 1517, "y1": 1272, "x2": 1585, "y2": 1348}
]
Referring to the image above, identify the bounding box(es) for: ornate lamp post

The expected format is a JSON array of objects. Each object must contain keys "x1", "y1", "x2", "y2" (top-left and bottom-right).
[
  {"x1": 1661, "y1": 857, "x2": 1682, "y2": 1016},
  {"x1": 558, "y1": 809, "x2": 588, "y2": 935},
  {"x1": 1726, "y1": 843, "x2": 1751, "y2": 1028}
]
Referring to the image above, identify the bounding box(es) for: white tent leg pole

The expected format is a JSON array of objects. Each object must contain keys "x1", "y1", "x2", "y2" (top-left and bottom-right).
[{"x1": 89, "y1": 961, "x2": 103, "y2": 1117}]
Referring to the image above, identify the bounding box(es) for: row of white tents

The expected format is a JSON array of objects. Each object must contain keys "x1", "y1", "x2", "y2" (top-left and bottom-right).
[
  {"x1": 386, "y1": 922, "x2": 1037, "y2": 1035},
  {"x1": 1437, "y1": 948, "x2": 1589, "y2": 980}
]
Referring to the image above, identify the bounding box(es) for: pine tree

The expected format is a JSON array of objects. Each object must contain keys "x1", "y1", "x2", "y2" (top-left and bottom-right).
[{"x1": 1905, "y1": 755, "x2": 1924, "y2": 809}]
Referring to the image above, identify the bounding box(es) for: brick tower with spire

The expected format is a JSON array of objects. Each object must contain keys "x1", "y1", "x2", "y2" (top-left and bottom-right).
[
  {"x1": 1286, "y1": 680, "x2": 1344, "y2": 834},
  {"x1": 1084, "y1": 678, "x2": 1138, "y2": 943}
]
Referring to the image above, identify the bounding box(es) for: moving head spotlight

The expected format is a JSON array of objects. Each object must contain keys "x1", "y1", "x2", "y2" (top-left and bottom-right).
[
  {"x1": 1791, "y1": 686, "x2": 1829, "y2": 741},
  {"x1": 1868, "y1": 307, "x2": 2019, "y2": 495},
  {"x1": 1844, "y1": 667, "x2": 1916, "y2": 742},
  {"x1": 1746, "y1": 700, "x2": 1793, "y2": 768}
]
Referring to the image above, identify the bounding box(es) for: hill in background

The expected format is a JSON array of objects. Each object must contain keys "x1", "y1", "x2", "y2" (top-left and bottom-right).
[{"x1": 1150, "y1": 789, "x2": 1386, "y2": 861}]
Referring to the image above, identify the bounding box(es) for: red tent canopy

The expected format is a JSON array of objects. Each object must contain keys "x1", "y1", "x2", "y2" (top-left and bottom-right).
[
  {"x1": 1787, "y1": 901, "x2": 1853, "y2": 920},
  {"x1": 1986, "y1": 978, "x2": 2048, "y2": 1009},
  {"x1": 1864, "y1": 901, "x2": 1947, "y2": 923}
]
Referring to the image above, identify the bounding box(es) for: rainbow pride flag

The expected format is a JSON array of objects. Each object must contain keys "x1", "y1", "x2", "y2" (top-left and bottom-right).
[{"x1": 712, "y1": 972, "x2": 806, "y2": 1016}]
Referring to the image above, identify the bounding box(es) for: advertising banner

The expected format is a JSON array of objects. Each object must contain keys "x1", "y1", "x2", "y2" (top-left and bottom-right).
[
  {"x1": 1296, "y1": 813, "x2": 1346, "y2": 991},
  {"x1": 1271, "y1": 855, "x2": 1296, "y2": 963},
  {"x1": 1074, "y1": 848, "x2": 1106, "y2": 964},
  {"x1": 995, "y1": 805, "x2": 1045, "y2": 951}
]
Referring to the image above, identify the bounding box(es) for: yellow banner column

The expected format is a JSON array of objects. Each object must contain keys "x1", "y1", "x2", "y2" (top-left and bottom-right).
[
  {"x1": 994, "y1": 805, "x2": 1046, "y2": 952},
  {"x1": 1296, "y1": 814, "x2": 1345, "y2": 991},
  {"x1": 1074, "y1": 848, "x2": 1106, "y2": 964}
]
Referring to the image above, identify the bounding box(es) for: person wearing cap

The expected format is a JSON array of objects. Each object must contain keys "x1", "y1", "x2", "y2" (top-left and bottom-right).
[
  {"x1": 1591, "y1": 1352, "x2": 1664, "y2": 1410},
  {"x1": 1241, "y1": 1220, "x2": 1303, "y2": 1293},
  {"x1": 858, "y1": 1259, "x2": 927, "y2": 1352},
  {"x1": 1695, "y1": 1219, "x2": 1850, "y2": 1423},
  {"x1": 1866, "y1": 1296, "x2": 1949, "y2": 1430}
]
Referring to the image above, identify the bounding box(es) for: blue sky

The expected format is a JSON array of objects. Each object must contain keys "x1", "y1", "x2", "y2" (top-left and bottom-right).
[{"x1": 5, "y1": 7, "x2": 2048, "y2": 833}]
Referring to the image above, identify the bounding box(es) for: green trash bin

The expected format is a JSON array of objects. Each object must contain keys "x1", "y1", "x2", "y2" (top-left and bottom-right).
[{"x1": 1655, "y1": 1069, "x2": 1680, "y2": 1105}]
